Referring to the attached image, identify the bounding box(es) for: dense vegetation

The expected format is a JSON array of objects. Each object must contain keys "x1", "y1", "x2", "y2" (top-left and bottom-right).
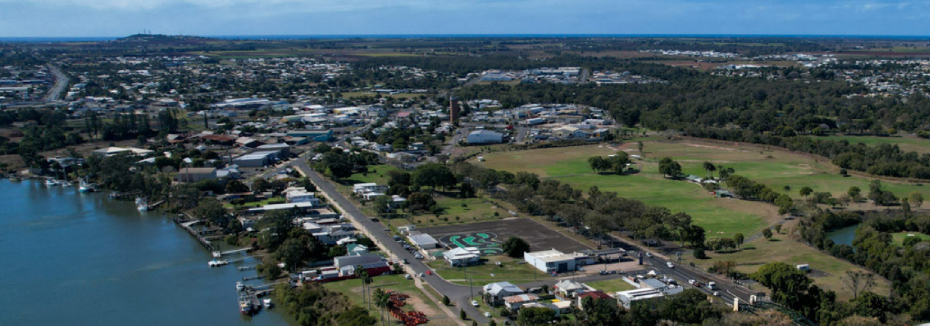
[{"x1": 274, "y1": 282, "x2": 377, "y2": 326}]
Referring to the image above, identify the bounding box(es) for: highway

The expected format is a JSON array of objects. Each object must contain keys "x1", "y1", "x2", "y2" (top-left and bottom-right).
[{"x1": 43, "y1": 64, "x2": 68, "y2": 102}]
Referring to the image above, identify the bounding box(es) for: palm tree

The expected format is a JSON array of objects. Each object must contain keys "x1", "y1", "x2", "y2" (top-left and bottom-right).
[{"x1": 374, "y1": 288, "x2": 392, "y2": 326}]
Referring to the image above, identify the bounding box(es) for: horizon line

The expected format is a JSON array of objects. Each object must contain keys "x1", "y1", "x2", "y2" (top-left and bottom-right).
[{"x1": 4, "y1": 33, "x2": 930, "y2": 40}]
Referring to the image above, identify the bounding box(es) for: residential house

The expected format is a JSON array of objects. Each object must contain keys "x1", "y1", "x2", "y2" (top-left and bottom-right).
[
  {"x1": 484, "y1": 282, "x2": 524, "y2": 300},
  {"x1": 553, "y1": 280, "x2": 586, "y2": 299},
  {"x1": 443, "y1": 247, "x2": 480, "y2": 266},
  {"x1": 504, "y1": 294, "x2": 540, "y2": 311}
]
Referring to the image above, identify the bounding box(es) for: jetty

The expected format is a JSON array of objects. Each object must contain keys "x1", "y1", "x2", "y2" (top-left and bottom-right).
[
  {"x1": 172, "y1": 218, "x2": 215, "y2": 251},
  {"x1": 212, "y1": 247, "x2": 253, "y2": 258},
  {"x1": 108, "y1": 191, "x2": 141, "y2": 200}
]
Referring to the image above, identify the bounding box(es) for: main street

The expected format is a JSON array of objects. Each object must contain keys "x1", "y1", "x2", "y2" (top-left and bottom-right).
[
  {"x1": 43, "y1": 64, "x2": 68, "y2": 102},
  {"x1": 292, "y1": 159, "x2": 492, "y2": 324}
]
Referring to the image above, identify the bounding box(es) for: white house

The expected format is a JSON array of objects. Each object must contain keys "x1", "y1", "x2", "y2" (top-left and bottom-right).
[
  {"x1": 285, "y1": 188, "x2": 320, "y2": 205},
  {"x1": 443, "y1": 247, "x2": 480, "y2": 266},
  {"x1": 407, "y1": 232, "x2": 439, "y2": 249},
  {"x1": 483, "y1": 282, "x2": 524, "y2": 300}
]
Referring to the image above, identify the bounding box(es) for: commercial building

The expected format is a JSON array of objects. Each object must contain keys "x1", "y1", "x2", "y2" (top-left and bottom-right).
[
  {"x1": 177, "y1": 167, "x2": 218, "y2": 183},
  {"x1": 524, "y1": 249, "x2": 594, "y2": 273},
  {"x1": 616, "y1": 288, "x2": 665, "y2": 309},
  {"x1": 467, "y1": 130, "x2": 504, "y2": 144},
  {"x1": 233, "y1": 151, "x2": 277, "y2": 167},
  {"x1": 287, "y1": 130, "x2": 333, "y2": 142},
  {"x1": 407, "y1": 232, "x2": 439, "y2": 249},
  {"x1": 255, "y1": 143, "x2": 291, "y2": 157}
]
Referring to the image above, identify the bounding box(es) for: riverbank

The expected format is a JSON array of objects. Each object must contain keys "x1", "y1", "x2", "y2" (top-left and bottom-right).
[{"x1": 0, "y1": 180, "x2": 297, "y2": 326}]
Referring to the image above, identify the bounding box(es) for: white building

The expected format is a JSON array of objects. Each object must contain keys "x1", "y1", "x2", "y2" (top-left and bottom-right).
[
  {"x1": 616, "y1": 288, "x2": 665, "y2": 309},
  {"x1": 483, "y1": 282, "x2": 524, "y2": 300},
  {"x1": 407, "y1": 232, "x2": 439, "y2": 249},
  {"x1": 467, "y1": 130, "x2": 504, "y2": 144},
  {"x1": 524, "y1": 249, "x2": 593, "y2": 273},
  {"x1": 443, "y1": 247, "x2": 480, "y2": 266},
  {"x1": 285, "y1": 188, "x2": 320, "y2": 205}
]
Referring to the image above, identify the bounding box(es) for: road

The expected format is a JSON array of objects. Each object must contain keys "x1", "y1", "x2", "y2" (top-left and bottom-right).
[
  {"x1": 607, "y1": 235, "x2": 759, "y2": 305},
  {"x1": 293, "y1": 159, "x2": 491, "y2": 323},
  {"x1": 43, "y1": 64, "x2": 68, "y2": 102},
  {"x1": 442, "y1": 126, "x2": 469, "y2": 156}
]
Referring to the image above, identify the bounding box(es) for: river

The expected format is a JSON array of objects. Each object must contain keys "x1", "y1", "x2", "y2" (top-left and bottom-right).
[{"x1": 0, "y1": 180, "x2": 296, "y2": 326}]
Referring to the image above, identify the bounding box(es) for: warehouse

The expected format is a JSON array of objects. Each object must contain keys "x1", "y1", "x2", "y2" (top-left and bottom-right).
[
  {"x1": 467, "y1": 130, "x2": 504, "y2": 144},
  {"x1": 233, "y1": 151, "x2": 277, "y2": 167}
]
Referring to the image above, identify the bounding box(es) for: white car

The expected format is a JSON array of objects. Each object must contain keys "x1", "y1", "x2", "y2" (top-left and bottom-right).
[
  {"x1": 667, "y1": 262, "x2": 674, "y2": 268},
  {"x1": 688, "y1": 279, "x2": 696, "y2": 285},
  {"x1": 472, "y1": 300, "x2": 479, "y2": 307},
  {"x1": 484, "y1": 312, "x2": 492, "y2": 318},
  {"x1": 713, "y1": 291, "x2": 720, "y2": 297}
]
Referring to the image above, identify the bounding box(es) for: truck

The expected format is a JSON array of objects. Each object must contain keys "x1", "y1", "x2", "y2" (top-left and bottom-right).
[{"x1": 706, "y1": 282, "x2": 717, "y2": 290}]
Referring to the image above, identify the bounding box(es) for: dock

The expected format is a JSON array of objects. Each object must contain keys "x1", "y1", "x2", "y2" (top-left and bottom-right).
[
  {"x1": 212, "y1": 247, "x2": 253, "y2": 258},
  {"x1": 172, "y1": 218, "x2": 215, "y2": 251},
  {"x1": 240, "y1": 284, "x2": 276, "y2": 314},
  {"x1": 108, "y1": 191, "x2": 141, "y2": 200}
]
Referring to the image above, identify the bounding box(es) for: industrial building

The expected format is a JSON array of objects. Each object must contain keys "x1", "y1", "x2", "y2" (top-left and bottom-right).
[
  {"x1": 286, "y1": 130, "x2": 333, "y2": 142},
  {"x1": 177, "y1": 167, "x2": 218, "y2": 183},
  {"x1": 233, "y1": 151, "x2": 277, "y2": 167},
  {"x1": 466, "y1": 130, "x2": 504, "y2": 144}
]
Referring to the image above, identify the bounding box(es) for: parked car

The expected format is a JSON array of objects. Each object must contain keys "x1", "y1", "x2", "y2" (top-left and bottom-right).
[
  {"x1": 713, "y1": 291, "x2": 720, "y2": 297},
  {"x1": 484, "y1": 312, "x2": 492, "y2": 318},
  {"x1": 646, "y1": 253, "x2": 653, "y2": 258},
  {"x1": 609, "y1": 270, "x2": 617, "y2": 274},
  {"x1": 667, "y1": 262, "x2": 674, "y2": 268},
  {"x1": 402, "y1": 259, "x2": 409, "y2": 264},
  {"x1": 472, "y1": 300, "x2": 479, "y2": 307},
  {"x1": 404, "y1": 274, "x2": 412, "y2": 280}
]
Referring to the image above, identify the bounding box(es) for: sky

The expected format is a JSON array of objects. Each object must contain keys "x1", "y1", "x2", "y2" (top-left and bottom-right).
[{"x1": 0, "y1": 0, "x2": 928, "y2": 37}]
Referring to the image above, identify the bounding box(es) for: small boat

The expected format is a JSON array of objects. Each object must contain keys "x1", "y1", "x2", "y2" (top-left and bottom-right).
[
  {"x1": 263, "y1": 299, "x2": 272, "y2": 309},
  {"x1": 45, "y1": 179, "x2": 59, "y2": 187},
  {"x1": 8, "y1": 176, "x2": 21, "y2": 182},
  {"x1": 135, "y1": 197, "x2": 149, "y2": 211},
  {"x1": 79, "y1": 181, "x2": 96, "y2": 193},
  {"x1": 236, "y1": 281, "x2": 244, "y2": 291},
  {"x1": 208, "y1": 259, "x2": 228, "y2": 267},
  {"x1": 60, "y1": 180, "x2": 72, "y2": 187}
]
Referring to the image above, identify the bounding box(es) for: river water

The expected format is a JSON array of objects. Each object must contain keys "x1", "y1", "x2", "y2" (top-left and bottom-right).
[{"x1": 0, "y1": 180, "x2": 296, "y2": 326}]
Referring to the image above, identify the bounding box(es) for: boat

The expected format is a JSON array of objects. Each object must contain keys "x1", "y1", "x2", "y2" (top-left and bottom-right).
[
  {"x1": 60, "y1": 180, "x2": 72, "y2": 187},
  {"x1": 239, "y1": 292, "x2": 253, "y2": 315},
  {"x1": 45, "y1": 179, "x2": 59, "y2": 187},
  {"x1": 208, "y1": 259, "x2": 228, "y2": 267},
  {"x1": 236, "y1": 281, "x2": 244, "y2": 291},
  {"x1": 135, "y1": 197, "x2": 149, "y2": 211},
  {"x1": 8, "y1": 176, "x2": 21, "y2": 182},
  {"x1": 79, "y1": 180, "x2": 96, "y2": 193},
  {"x1": 263, "y1": 299, "x2": 272, "y2": 309}
]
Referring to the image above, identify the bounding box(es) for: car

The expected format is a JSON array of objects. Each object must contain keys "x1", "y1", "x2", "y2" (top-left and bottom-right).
[
  {"x1": 404, "y1": 274, "x2": 412, "y2": 280},
  {"x1": 688, "y1": 279, "x2": 696, "y2": 285},
  {"x1": 425, "y1": 270, "x2": 432, "y2": 275},
  {"x1": 667, "y1": 262, "x2": 674, "y2": 268},
  {"x1": 402, "y1": 259, "x2": 409, "y2": 264},
  {"x1": 599, "y1": 270, "x2": 607, "y2": 275},
  {"x1": 484, "y1": 312, "x2": 492, "y2": 318},
  {"x1": 382, "y1": 228, "x2": 388, "y2": 231},
  {"x1": 472, "y1": 300, "x2": 479, "y2": 307},
  {"x1": 609, "y1": 270, "x2": 617, "y2": 274},
  {"x1": 645, "y1": 253, "x2": 653, "y2": 258},
  {"x1": 713, "y1": 291, "x2": 720, "y2": 297}
]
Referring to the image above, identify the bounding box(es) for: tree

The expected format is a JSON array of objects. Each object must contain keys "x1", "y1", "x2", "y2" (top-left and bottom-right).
[
  {"x1": 762, "y1": 228, "x2": 773, "y2": 240},
  {"x1": 800, "y1": 186, "x2": 814, "y2": 198},
  {"x1": 702, "y1": 161, "x2": 716, "y2": 178},
  {"x1": 192, "y1": 198, "x2": 228, "y2": 226},
  {"x1": 514, "y1": 171, "x2": 540, "y2": 189},
  {"x1": 442, "y1": 295, "x2": 450, "y2": 306},
  {"x1": 734, "y1": 233, "x2": 744, "y2": 249},
  {"x1": 693, "y1": 248, "x2": 707, "y2": 259},
  {"x1": 583, "y1": 296, "x2": 623, "y2": 325},
  {"x1": 502, "y1": 236, "x2": 531, "y2": 258},
  {"x1": 371, "y1": 195, "x2": 393, "y2": 216},
  {"x1": 848, "y1": 186, "x2": 862, "y2": 200},
  {"x1": 638, "y1": 141, "x2": 644, "y2": 157},
  {"x1": 276, "y1": 238, "x2": 308, "y2": 272},
  {"x1": 225, "y1": 180, "x2": 250, "y2": 194},
  {"x1": 783, "y1": 185, "x2": 791, "y2": 193},
  {"x1": 412, "y1": 163, "x2": 457, "y2": 192},
  {"x1": 843, "y1": 270, "x2": 876, "y2": 299},
  {"x1": 321, "y1": 151, "x2": 353, "y2": 179},
  {"x1": 588, "y1": 156, "x2": 606, "y2": 173},
  {"x1": 517, "y1": 307, "x2": 555, "y2": 326},
  {"x1": 774, "y1": 224, "x2": 782, "y2": 234},
  {"x1": 459, "y1": 308, "x2": 466, "y2": 320},
  {"x1": 658, "y1": 157, "x2": 682, "y2": 178},
  {"x1": 910, "y1": 191, "x2": 924, "y2": 208}
]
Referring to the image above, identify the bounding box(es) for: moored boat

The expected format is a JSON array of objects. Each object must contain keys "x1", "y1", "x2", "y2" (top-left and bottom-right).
[
  {"x1": 239, "y1": 292, "x2": 253, "y2": 315},
  {"x1": 45, "y1": 179, "x2": 59, "y2": 187},
  {"x1": 79, "y1": 180, "x2": 96, "y2": 193},
  {"x1": 135, "y1": 197, "x2": 149, "y2": 211},
  {"x1": 208, "y1": 259, "x2": 228, "y2": 267},
  {"x1": 263, "y1": 298, "x2": 272, "y2": 308}
]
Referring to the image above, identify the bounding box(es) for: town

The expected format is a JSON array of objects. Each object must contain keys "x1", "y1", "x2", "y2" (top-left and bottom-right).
[{"x1": 4, "y1": 34, "x2": 930, "y2": 326}]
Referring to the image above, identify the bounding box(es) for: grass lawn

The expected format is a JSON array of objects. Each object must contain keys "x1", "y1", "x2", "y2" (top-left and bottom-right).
[
  {"x1": 223, "y1": 197, "x2": 285, "y2": 209},
  {"x1": 426, "y1": 256, "x2": 545, "y2": 285},
  {"x1": 339, "y1": 164, "x2": 400, "y2": 186},
  {"x1": 585, "y1": 278, "x2": 637, "y2": 293},
  {"x1": 891, "y1": 232, "x2": 930, "y2": 247},
  {"x1": 323, "y1": 274, "x2": 457, "y2": 326},
  {"x1": 478, "y1": 144, "x2": 773, "y2": 237},
  {"x1": 688, "y1": 230, "x2": 891, "y2": 301},
  {"x1": 381, "y1": 195, "x2": 514, "y2": 229}
]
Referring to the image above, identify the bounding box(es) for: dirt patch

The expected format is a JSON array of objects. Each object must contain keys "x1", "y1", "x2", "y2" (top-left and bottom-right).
[
  {"x1": 683, "y1": 143, "x2": 743, "y2": 152},
  {"x1": 404, "y1": 294, "x2": 438, "y2": 317}
]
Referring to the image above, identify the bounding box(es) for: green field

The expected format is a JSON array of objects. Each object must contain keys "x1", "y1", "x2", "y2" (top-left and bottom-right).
[
  {"x1": 585, "y1": 278, "x2": 637, "y2": 293},
  {"x1": 479, "y1": 144, "x2": 773, "y2": 237},
  {"x1": 323, "y1": 274, "x2": 456, "y2": 326},
  {"x1": 814, "y1": 135, "x2": 930, "y2": 155},
  {"x1": 426, "y1": 256, "x2": 545, "y2": 285},
  {"x1": 340, "y1": 164, "x2": 400, "y2": 186},
  {"x1": 892, "y1": 232, "x2": 930, "y2": 247}
]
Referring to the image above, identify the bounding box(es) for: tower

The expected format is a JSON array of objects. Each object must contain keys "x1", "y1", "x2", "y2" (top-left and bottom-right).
[{"x1": 449, "y1": 96, "x2": 460, "y2": 124}]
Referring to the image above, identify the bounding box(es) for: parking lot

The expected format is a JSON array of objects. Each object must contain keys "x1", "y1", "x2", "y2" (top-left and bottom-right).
[{"x1": 420, "y1": 218, "x2": 591, "y2": 254}]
